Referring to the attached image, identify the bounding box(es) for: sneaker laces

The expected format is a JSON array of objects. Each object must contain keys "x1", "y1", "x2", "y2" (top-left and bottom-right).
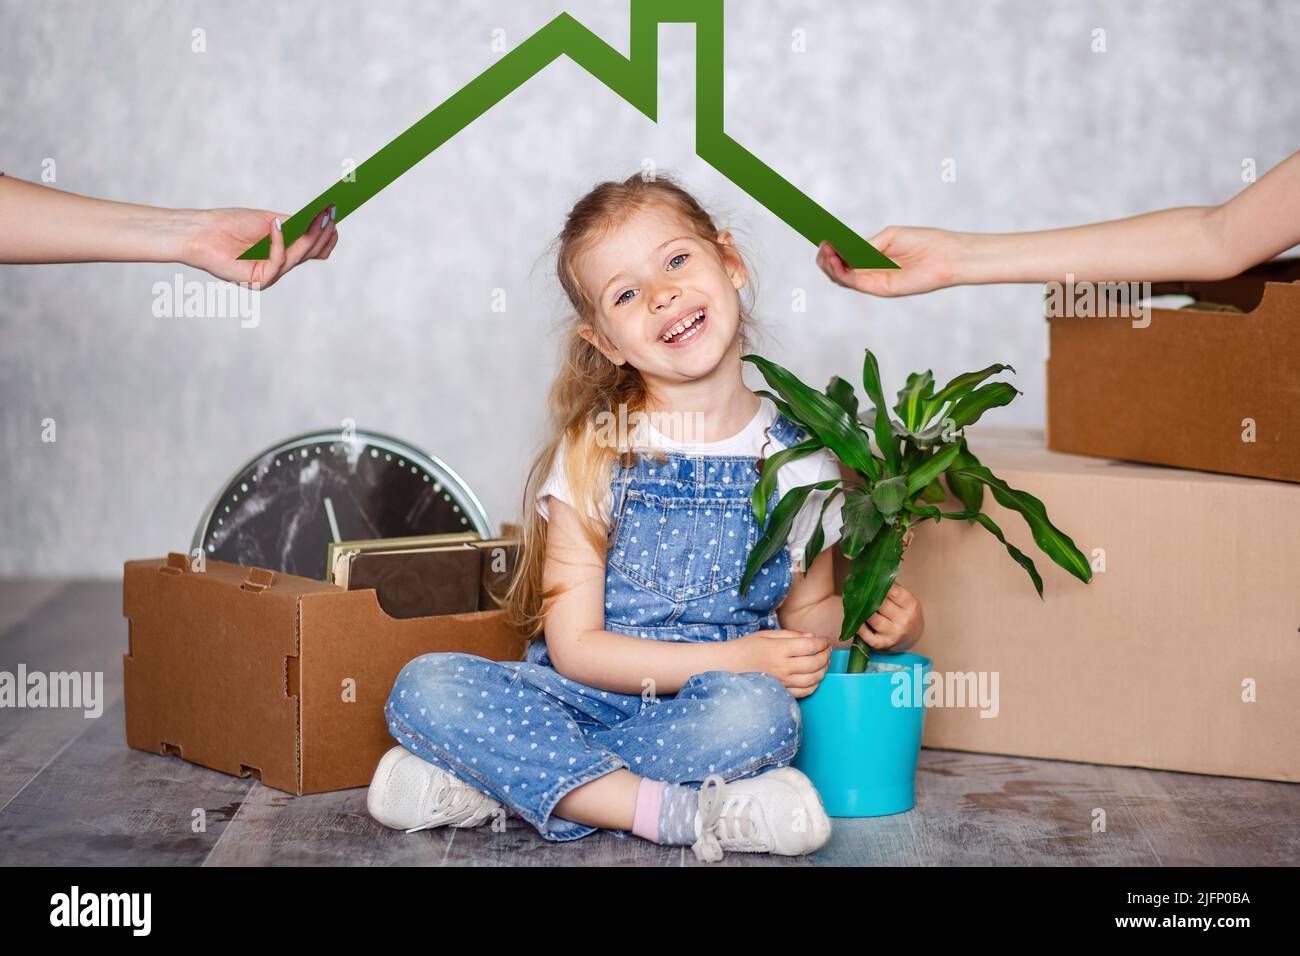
[
  {"x1": 691, "y1": 774, "x2": 761, "y2": 862},
  {"x1": 404, "y1": 772, "x2": 493, "y2": 834}
]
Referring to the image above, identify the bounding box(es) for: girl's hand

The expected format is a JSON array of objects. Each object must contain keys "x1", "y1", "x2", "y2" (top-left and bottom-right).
[
  {"x1": 180, "y1": 205, "x2": 339, "y2": 290},
  {"x1": 856, "y1": 584, "x2": 924, "y2": 652},
  {"x1": 731, "y1": 629, "x2": 831, "y2": 699},
  {"x1": 816, "y1": 229, "x2": 960, "y2": 297}
]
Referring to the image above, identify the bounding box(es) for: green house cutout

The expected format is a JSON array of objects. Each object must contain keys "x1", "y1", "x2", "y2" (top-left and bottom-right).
[{"x1": 240, "y1": 0, "x2": 897, "y2": 270}]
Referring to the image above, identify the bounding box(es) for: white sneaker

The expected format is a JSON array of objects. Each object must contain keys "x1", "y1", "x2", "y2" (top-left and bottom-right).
[
  {"x1": 367, "y1": 746, "x2": 503, "y2": 834},
  {"x1": 690, "y1": 766, "x2": 832, "y2": 862}
]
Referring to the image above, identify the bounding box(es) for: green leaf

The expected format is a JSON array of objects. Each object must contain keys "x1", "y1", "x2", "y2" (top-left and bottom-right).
[
  {"x1": 972, "y1": 512, "x2": 1044, "y2": 597},
  {"x1": 803, "y1": 523, "x2": 824, "y2": 578},
  {"x1": 825, "y1": 376, "x2": 859, "y2": 419},
  {"x1": 890, "y1": 416, "x2": 952, "y2": 449},
  {"x1": 919, "y1": 477, "x2": 948, "y2": 503},
  {"x1": 900, "y1": 440, "x2": 928, "y2": 476},
  {"x1": 754, "y1": 389, "x2": 796, "y2": 422},
  {"x1": 950, "y1": 464, "x2": 1093, "y2": 584},
  {"x1": 839, "y1": 523, "x2": 906, "y2": 643},
  {"x1": 801, "y1": 486, "x2": 844, "y2": 577},
  {"x1": 904, "y1": 501, "x2": 942, "y2": 521},
  {"x1": 745, "y1": 355, "x2": 881, "y2": 481},
  {"x1": 739, "y1": 479, "x2": 841, "y2": 596},
  {"x1": 905, "y1": 501, "x2": 975, "y2": 521},
  {"x1": 904, "y1": 441, "x2": 964, "y2": 497},
  {"x1": 892, "y1": 370, "x2": 934, "y2": 431},
  {"x1": 947, "y1": 382, "x2": 1021, "y2": 429},
  {"x1": 860, "y1": 350, "x2": 901, "y2": 475},
  {"x1": 871, "y1": 475, "x2": 908, "y2": 519},
  {"x1": 920, "y1": 363, "x2": 1016, "y2": 424},
  {"x1": 944, "y1": 438, "x2": 985, "y2": 515},
  {"x1": 841, "y1": 491, "x2": 884, "y2": 558},
  {"x1": 751, "y1": 438, "x2": 823, "y2": 527}
]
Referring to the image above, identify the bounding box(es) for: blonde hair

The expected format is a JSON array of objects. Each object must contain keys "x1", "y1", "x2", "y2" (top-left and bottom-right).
[{"x1": 502, "y1": 171, "x2": 763, "y2": 637}]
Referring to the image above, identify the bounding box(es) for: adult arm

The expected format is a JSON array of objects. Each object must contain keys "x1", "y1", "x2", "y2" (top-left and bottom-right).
[
  {"x1": 0, "y1": 173, "x2": 338, "y2": 288},
  {"x1": 818, "y1": 149, "x2": 1300, "y2": 293}
]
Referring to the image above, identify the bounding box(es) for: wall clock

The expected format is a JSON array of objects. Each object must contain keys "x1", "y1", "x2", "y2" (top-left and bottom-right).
[{"x1": 192, "y1": 428, "x2": 493, "y2": 581}]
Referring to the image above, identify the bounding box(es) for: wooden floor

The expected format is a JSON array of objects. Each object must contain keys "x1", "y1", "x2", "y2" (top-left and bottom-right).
[{"x1": 2, "y1": 579, "x2": 1297, "y2": 867}]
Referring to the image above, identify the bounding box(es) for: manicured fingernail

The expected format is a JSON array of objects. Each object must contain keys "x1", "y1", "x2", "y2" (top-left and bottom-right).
[
  {"x1": 273, "y1": 217, "x2": 282, "y2": 231},
  {"x1": 320, "y1": 213, "x2": 328, "y2": 230},
  {"x1": 329, "y1": 204, "x2": 336, "y2": 222}
]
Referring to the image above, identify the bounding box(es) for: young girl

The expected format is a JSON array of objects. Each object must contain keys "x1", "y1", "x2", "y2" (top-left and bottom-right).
[{"x1": 367, "y1": 172, "x2": 925, "y2": 862}]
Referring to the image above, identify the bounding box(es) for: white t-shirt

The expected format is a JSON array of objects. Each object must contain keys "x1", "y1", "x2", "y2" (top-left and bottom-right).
[{"x1": 535, "y1": 396, "x2": 844, "y2": 571}]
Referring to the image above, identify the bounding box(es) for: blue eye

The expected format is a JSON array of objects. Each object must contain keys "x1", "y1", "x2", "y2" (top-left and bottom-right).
[{"x1": 612, "y1": 253, "x2": 689, "y2": 307}]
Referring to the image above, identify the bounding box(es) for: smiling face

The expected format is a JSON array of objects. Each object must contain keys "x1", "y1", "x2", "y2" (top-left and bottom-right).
[{"x1": 573, "y1": 202, "x2": 749, "y2": 387}]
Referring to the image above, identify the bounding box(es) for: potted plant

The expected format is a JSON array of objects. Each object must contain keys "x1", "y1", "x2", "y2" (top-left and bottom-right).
[{"x1": 739, "y1": 349, "x2": 1093, "y2": 816}]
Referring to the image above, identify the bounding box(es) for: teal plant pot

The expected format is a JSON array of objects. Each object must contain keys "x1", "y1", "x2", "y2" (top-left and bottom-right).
[{"x1": 792, "y1": 649, "x2": 932, "y2": 817}]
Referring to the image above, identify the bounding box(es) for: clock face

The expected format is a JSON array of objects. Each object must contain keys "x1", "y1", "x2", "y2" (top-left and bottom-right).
[{"x1": 193, "y1": 429, "x2": 493, "y2": 580}]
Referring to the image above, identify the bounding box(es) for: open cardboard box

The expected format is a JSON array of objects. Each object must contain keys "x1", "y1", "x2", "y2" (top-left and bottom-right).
[
  {"x1": 128, "y1": 430, "x2": 1299, "y2": 794},
  {"x1": 835, "y1": 430, "x2": 1300, "y2": 783},
  {"x1": 122, "y1": 553, "x2": 531, "y2": 795},
  {"x1": 1046, "y1": 258, "x2": 1300, "y2": 483}
]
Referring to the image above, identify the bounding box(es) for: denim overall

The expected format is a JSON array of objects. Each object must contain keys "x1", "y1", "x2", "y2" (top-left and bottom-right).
[{"x1": 384, "y1": 411, "x2": 810, "y2": 842}]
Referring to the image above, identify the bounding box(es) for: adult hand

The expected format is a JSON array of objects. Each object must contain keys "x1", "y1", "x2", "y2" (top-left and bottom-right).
[
  {"x1": 181, "y1": 204, "x2": 339, "y2": 290},
  {"x1": 817, "y1": 228, "x2": 960, "y2": 297}
]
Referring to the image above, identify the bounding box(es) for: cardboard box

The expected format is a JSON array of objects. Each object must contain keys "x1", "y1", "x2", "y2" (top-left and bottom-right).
[
  {"x1": 1046, "y1": 258, "x2": 1300, "y2": 483},
  {"x1": 834, "y1": 432, "x2": 1300, "y2": 783},
  {"x1": 122, "y1": 553, "x2": 531, "y2": 795}
]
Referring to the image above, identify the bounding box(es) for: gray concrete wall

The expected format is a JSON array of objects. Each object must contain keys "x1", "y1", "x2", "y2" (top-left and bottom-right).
[{"x1": 2, "y1": 0, "x2": 1296, "y2": 576}]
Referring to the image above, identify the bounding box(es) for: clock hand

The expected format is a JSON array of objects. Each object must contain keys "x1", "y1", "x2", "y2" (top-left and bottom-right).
[{"x1": 324, "y1": 496, "x2": 342, "y2": 544}]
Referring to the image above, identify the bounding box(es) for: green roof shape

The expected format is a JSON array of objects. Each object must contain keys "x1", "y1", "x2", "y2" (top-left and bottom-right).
[{"x1": 239, "y1": 0, "x2": 897, "y2": 270}]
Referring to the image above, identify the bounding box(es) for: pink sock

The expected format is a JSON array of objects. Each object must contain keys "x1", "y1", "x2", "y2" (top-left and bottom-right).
[{"x1": 631, "y1": 778, "x2": 667, "y2": 843}]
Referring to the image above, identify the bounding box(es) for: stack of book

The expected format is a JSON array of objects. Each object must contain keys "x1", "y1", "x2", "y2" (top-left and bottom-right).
[{"x1": 326, "y1": 530, "x2": 521, "y2": 620}]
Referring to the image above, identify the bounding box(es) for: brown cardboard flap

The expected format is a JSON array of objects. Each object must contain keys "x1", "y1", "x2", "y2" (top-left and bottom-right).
[
  {"x1": 123, "y1": 556, "x2": 306, "y2": 792},
  {"x1": 295, "y1": 588, "x2": 530, "y2": 794},
  {"x1": 1171, "y1": 278, "x2": 1299, "y2": 317},
  {"x1": 1149, "y1": 257, "x2": 1300, "y2": 312},
  {"x1": 1047, "y1": 276, "x2": 1300, "y2": 482}
]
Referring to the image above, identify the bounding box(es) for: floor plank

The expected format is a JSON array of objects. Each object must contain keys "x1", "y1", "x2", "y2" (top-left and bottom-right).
[
  {"x1": 202, "y1": 783, "x2": 453, "y2": 866},
  {"x1": 0, "y1": 578, "x2": 68, "y2": 636},
  {"x1": 0, "y1": 581, "x2": 125, "y2": 807},
  {"x1": 877, "y1": 749, "x2": 1160, "y2": 866},
  {"x1": 435, "y1": 816, "x2": 690, "y2": 867},
  {"x1": 1100, "y1": 762, "x2": 1300, "y2": 866},
  {"x1": 0, "y1": 698, "x2": 254, "y2": 866},
  {"x1": 2, "y1": 581, "x2": 1298, "y2": 867}
]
